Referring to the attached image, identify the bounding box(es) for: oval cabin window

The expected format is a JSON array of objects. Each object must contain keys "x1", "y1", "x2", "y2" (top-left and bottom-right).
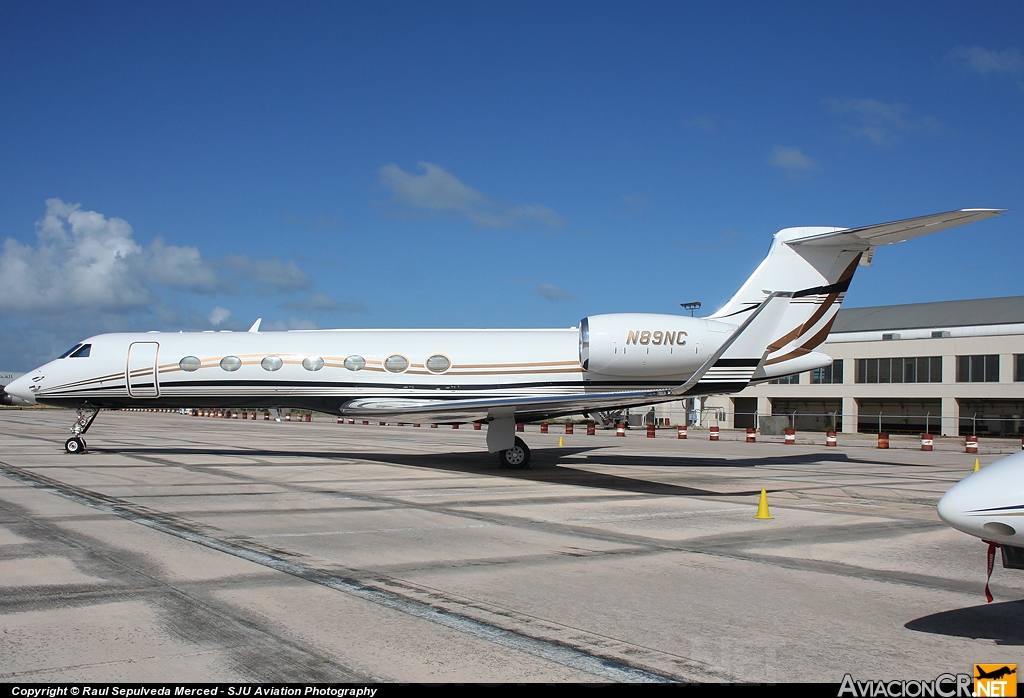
[
  {"x1": 384, "y1": 355, "x2": 409, "y2": 373},
  {"x1": 302, "y1": 356, "x2": 324, "y2": 371},
  {"x1": 220, "y1": 356, "x2": 242, "y2": 372},
  {"x1": 425, "y1": 354, "x2": 451, "y2": 373},
  {"x1": 344, "y1": 355, "x2": 365, "y2": 371},
  {"x1": 179, "y1": 356, "x2": 201, "y2": 372},
  {"x1": 261, "y1": 356, "x2": 283, "y2": 372}
]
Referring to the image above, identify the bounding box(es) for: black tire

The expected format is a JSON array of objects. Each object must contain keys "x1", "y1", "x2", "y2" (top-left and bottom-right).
[
  {"x1": 498, "y1": 437, "x2": 531, "y2": 470},
  {"x1": 65, "y1": 437, "x2": 84, "y2": 454}
]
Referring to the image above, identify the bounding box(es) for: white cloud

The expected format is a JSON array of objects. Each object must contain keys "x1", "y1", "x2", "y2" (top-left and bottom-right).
[
  {"x1": 208, "y1": 306, "x2": 231, "y2": 326},
  {"x1": 0, "y1": 200, "x2": 336, "y2": 368},
  {"x1": 0, "y1": 200, "x2": 318, "y2": 320},
  {"x1": 2, "y1": 199, "x2": 151, "y2": 315},
  {"x1": 379, "y1": 162, "x2": 564, "y2": 229},
  {"x1": 950, "y1": 45, "x2": 1024, "y2": 83},
  {"x1": 824, "y1": 98, "x2": 939, "y2": 146},
  {"x1": 767, "y1": 146, "x2": 817, "y2": 179},
  {"x1": 536, "y1": 282, "x2": 574, "y2": 301}
]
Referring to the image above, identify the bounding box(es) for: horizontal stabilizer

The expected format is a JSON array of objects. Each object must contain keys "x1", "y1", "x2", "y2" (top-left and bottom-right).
[{"x1": 788, "y1": 209, "x2": 1004, "y2": 248}]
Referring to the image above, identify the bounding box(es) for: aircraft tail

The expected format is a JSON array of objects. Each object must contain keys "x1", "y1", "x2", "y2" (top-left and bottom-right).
[{"x1": 710, "y1": 209, "x2": 1003, "y2": 371}]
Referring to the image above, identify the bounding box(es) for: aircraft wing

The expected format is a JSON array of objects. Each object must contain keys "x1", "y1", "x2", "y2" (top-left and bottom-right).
[
  {"x1": 789, "y1": 209, "x2": 1004, "y2": 248},
  {"x1": 342, "y1": 292, "x2": 793, "y2": 422}
]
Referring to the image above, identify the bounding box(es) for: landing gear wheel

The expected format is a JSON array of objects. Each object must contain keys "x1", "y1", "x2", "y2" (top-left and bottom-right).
[
  {"x1": 498, "y1": 437, "x2": 531, "y2": 470},
  {"x1": 65, "y1": 437, "x2": 85, "y2": 454}
]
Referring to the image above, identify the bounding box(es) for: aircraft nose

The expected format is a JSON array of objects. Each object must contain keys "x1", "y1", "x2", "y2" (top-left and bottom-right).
[
  {"x1": 936, "y1": 479, "x2": 986, "y2": 538},
  {"x1": 936, "y1": 490, "x2": 959, "y2": 528},
  {"x1": 3, "y1": 374, "x2": 37, "y2": 405}
]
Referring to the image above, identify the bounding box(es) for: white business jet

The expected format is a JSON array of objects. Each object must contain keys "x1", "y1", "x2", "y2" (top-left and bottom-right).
[
  {"x1": 3, "y1": 209, "x2": 1001, "y2": 469},
  {"x1": 937, "y1": 452, "x2": 1024, "y2": 591}
]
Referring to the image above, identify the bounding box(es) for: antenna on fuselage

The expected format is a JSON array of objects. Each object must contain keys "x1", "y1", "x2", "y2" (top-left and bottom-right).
[{"x1": 248, "y1": 318, "x2": 262, "y2": 333}]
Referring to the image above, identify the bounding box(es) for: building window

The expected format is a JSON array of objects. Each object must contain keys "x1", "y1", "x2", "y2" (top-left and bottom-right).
[
  {"x1": 769, "y1": 373, "x2": 800, "y2": 385},
  {"x1": 855, "y1": 357, "x2": 942, "y2": 384},
  {"x1": 1017, "y1": 355, "x2": 1024, "y2": 382},
  {"x1": 811, "y1": 360, "x2": 843, "y2": 384},
  {"x1": 957, "y1": 355, "x2": 999, "y2": 383}
]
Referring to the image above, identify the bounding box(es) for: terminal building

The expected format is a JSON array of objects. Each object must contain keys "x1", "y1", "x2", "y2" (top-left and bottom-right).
[{"x1": 660, "y1": 296, "x2": 1024, "y2": 437}]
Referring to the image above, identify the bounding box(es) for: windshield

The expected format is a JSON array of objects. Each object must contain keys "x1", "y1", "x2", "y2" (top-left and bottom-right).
[{"x1": 57, "y1": 344, "x2": 82, "y2": 359}]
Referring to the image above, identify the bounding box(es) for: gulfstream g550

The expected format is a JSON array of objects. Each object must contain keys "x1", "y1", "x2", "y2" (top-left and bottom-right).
[{"x1": 4, "y1": 209, "x2": 1002, "y2": 468}]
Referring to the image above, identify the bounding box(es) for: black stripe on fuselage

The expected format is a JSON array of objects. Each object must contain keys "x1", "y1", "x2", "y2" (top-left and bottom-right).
[{"x1": 712, "y1": 358, "x2": 761, "y2": 367}]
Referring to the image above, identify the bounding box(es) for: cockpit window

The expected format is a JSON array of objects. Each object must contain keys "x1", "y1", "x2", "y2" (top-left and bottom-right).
[
  {"x1": 69, "y1": 344, "x2": 92, "y2": 358},
  {"x1": 58, "y1": 344, "x2": 82, "y2": 359}
]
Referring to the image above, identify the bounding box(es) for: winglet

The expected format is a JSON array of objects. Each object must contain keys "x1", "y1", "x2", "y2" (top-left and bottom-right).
[
  {"x1": 248, "y1": 318, "x2": 262, "y2": 333},
  {"x1": 672, "y1": 291, "x2": 793, "y2": 397}
]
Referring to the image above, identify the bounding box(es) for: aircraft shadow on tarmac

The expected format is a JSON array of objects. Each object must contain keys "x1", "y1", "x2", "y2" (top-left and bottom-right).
[
  {"x1": 905, "y1": 600, "x2": 1024, "y2": 645},
  {"x1": 97, "y1": 444, "x2": 876, "y2": 499}
]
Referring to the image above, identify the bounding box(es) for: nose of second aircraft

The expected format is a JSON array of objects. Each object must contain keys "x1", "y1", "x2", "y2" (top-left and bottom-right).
[
  {"x1": 936, "y1": 489, "x2": 959, "y2": 528},
  {"x1": 937, "y1": 451, "x2": 1024, "y2": 545}
]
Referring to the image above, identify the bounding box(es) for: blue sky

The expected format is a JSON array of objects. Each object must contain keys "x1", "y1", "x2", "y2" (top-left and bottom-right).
[{"x1": 1, "y1": 2, "x2": 1022, "y2": 370}]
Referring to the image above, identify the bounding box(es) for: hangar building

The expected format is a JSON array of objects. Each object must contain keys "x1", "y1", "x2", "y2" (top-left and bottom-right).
[{"x1": 673, "y1": 296, "x2": 1024, "y2": 437}]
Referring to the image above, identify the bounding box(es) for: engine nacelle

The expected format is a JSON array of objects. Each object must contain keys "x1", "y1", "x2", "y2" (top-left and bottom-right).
[{"x1": 580, "y1": 313, "x2": 736, "y2": 378}]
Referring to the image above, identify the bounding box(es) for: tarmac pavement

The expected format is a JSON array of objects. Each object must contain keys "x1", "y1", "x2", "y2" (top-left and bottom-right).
[{"x1": 1, "y1": 409, "x2": 1021, "y2": 683}]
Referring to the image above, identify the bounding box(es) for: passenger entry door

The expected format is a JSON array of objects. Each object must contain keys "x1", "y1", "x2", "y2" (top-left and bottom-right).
[{"x1": 127, "y1": 342, "x2": 160, "y2": 397}]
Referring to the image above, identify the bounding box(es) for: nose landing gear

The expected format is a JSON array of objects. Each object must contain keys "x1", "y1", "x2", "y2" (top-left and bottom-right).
[{"x1": 65, "y1": 407, "x2": 99, "y2": 454}]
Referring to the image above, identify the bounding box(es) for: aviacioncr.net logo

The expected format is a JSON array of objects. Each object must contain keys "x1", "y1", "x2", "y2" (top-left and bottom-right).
[{"x1": 839, "y1": 673, "x2": 973, "y2": 697}]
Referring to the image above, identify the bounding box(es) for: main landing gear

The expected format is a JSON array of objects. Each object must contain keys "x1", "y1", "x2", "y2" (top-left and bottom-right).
[
  {"x1": 65, "y1": 406, "x2": 99, "y2": 454},
  {"x1": 498, "y1": 436, "x2": 531, "y2": 470}
]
